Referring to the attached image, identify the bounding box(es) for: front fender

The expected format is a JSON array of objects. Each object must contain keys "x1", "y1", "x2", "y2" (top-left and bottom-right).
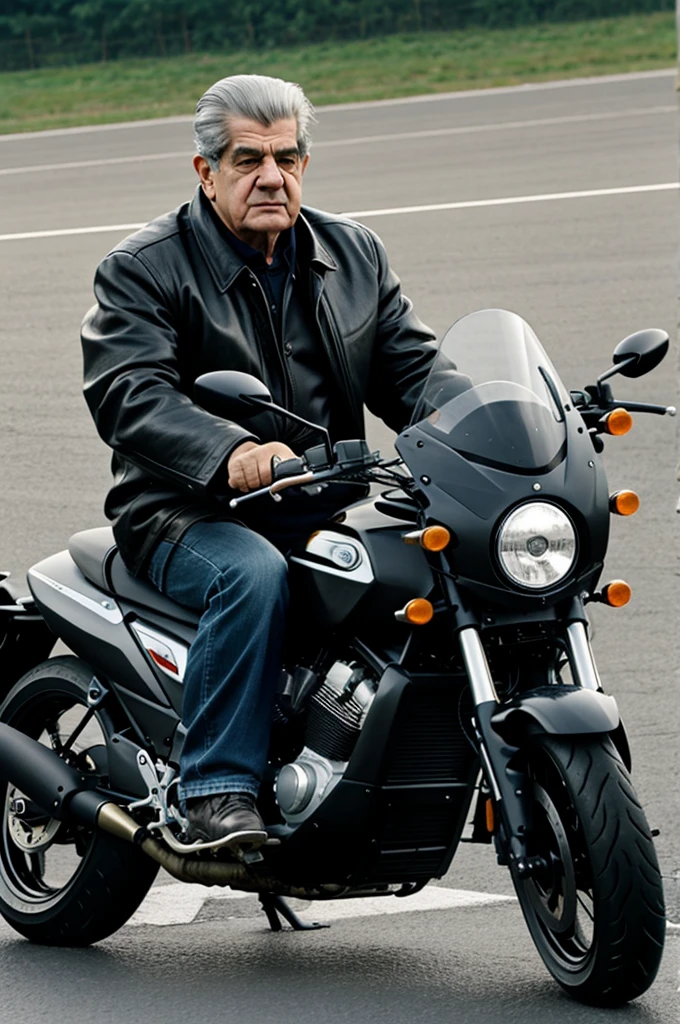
[{"x1": 490, "y1": 686, "x2": 631, "y2": 769}]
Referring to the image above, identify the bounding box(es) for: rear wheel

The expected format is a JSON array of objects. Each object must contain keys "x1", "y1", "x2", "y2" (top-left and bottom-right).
[
  {"x1": 0, "y1": 656, "x2": 158, "y2": 945},
  {"x1": 512, "y1": 735, "x2": 665, "y2": 1006}
]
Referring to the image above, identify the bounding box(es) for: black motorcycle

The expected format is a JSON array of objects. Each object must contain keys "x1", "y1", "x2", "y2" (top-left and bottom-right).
[{"x1": 0, "y1": 309, "x2": 674, "y2": 1006}]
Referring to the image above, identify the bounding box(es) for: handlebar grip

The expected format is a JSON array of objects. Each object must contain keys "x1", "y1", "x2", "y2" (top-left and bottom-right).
[{"x1": 270, "y1": 470, "x2": 315, "y2": 495}]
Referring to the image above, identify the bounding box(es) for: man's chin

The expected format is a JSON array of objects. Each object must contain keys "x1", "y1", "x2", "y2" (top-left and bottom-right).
[{"x1": 245, "y1": 208, "x2": 295, "y2": 232}]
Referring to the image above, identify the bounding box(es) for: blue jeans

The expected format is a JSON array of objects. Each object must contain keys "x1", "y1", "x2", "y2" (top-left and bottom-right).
[
  {"x1": 147, "y1": 520, "x2": 288, "y2": 802},
  {"x1": 145, "y1": 487, "x2": 361, "y2": 803}
]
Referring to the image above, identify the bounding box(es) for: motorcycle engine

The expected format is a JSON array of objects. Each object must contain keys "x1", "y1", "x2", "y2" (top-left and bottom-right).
[{"x1": 275, "y1": 661, "x2": 376, "y2": 824}]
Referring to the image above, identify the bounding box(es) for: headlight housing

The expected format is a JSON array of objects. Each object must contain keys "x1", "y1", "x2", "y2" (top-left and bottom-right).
[{"x1": 497, "y1": 502, "x2": 577, "y2": 590}]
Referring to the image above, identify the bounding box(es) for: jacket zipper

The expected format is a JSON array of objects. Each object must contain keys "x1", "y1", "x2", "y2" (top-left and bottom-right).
[
  {"x1": 315, "y1": 286, "x2": 363, "y2": 435},
  {"x1": 247, "y1": 271, "x2": 295, "y2": 411}
]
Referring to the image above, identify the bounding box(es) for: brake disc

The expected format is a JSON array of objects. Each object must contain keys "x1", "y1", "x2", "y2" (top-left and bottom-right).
[{"x1": 6, "y1": 787, "x2": 62, "y2": 851}]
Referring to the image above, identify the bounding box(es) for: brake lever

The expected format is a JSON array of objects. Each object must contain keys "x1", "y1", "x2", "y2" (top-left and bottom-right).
[
  {"x1": 571, "y1": 387, "x2": 676, "y2": 419},
  {"x1": 228, "y1": 471, "x2": 316, "y2": 509},
  {"x1": 610, "y1": 401, "x2": 676, "y2": 417}
]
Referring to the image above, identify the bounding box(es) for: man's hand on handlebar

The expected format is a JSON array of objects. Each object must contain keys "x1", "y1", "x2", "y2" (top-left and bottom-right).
[
  {"x1": 227, "y1": 441, "x2": 298, "y2": 493},
  {"x1": 226, "y1": 437, "x2": 390, "y2": 509}
]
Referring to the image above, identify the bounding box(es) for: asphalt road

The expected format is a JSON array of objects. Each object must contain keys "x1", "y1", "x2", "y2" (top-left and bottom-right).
[{"x1": 0, "y1": 69, "x2": 678, "y2": 1021}]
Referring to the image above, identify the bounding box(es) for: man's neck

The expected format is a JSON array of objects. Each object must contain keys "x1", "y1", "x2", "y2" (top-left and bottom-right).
[{"x1": 233, "y1": 228, "x2": 280, "y2": 263}]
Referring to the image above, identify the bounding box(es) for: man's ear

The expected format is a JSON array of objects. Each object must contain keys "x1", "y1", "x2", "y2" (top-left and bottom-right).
[
  {"x1": 193, "y1": 155, "x2": 217, "y2": 200},
  {"x1": 301, "y1": 153, "x2": 310, "y2": 177}
]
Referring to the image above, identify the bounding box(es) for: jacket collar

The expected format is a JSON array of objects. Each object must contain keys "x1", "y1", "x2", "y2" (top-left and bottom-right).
[{"x1": 189, "y1": 187, "x2": 336, "y2": 293}]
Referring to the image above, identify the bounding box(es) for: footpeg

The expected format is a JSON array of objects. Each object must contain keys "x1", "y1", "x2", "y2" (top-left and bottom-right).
[
  {"x1": 158, "y1": 826, "x2": 267, "y2": 855},
  {"x1": 237, "y1": 847, "x2": 264, "y2": 865}
]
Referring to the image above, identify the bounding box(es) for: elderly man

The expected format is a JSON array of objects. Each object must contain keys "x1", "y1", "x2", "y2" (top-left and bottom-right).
[{"x1": 81, "y1": 74, "x2": 436, "y2": 850}]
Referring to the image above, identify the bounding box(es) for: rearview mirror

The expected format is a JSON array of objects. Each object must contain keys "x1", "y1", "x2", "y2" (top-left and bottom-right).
[
  {"x1": 194, "y1": 371, "x2": 272, "y2": 419},
  {"x1": 611, "y1": 328, "x2": 669, "y2": 379}
]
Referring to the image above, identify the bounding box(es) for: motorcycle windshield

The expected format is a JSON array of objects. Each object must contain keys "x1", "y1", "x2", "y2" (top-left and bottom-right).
[{"x1": 411, "y1": 309, "x2": 569, "y2": 473}]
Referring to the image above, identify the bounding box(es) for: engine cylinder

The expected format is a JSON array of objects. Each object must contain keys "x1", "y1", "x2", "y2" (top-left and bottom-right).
[{"x1": 274, "y1": 661, "x2": 376, "y2": 824}]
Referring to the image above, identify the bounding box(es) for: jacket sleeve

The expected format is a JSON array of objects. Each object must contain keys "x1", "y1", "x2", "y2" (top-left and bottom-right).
[
  {"x1": 81, "y1": 249, "x2": 257, "y2": 497},
  {"x1": 363, "y1": 228, "x2": 438, "y2": 433}
]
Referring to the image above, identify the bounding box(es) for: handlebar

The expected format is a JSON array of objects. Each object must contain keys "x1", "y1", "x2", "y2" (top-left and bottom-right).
[
  {"x1": 612, "y1": 401, "x2": 676, "y2": 417},
  {"x1": 569, "y1": 387, "x2": 676, "y2": 429},
  {"x1": 228, "y1": 441, "x2": 390, "y2": 509}
]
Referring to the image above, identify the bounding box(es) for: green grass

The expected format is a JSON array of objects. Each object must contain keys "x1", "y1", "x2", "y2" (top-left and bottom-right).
[{"x1": 0, "y1": 12, "x2": 675, "y2": 134}]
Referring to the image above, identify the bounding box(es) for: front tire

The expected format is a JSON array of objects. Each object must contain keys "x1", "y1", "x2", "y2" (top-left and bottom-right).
[
  {"x1": 512, "y1": 735, "x2": 665, "y2": 1006},
  {"x1": 0, "y1": 656, "x2": 158, "y2": 945}
]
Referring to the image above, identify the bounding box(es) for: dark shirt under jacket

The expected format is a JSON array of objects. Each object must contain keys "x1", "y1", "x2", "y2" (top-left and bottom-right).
[{"x1": 208, "y1": 206, "x2": 336, "y2": 450}]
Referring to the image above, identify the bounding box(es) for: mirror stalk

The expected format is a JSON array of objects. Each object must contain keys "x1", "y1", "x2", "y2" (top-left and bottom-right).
[
  {"x1": 244, "y1": 396, "x2": 335, "y2": 467},
  {"x1": 596, "y1": 356, "x2": 637, "y2": 386}
]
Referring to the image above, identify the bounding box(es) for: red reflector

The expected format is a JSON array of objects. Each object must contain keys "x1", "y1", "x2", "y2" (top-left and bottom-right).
[{"x1": 148, "y1": 649, "x2": 178, "y2": 674}]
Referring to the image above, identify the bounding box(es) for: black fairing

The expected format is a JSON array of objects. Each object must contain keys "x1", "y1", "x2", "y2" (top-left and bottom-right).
[
  {"x1": 396, "y1": 310, "x2": 610, "y2": 609},
  {"x1": 288, "y1": 497, "x2": 434, "y2": 632},
  {"x1": 397, "y1": 412, "x2": 609, "y2": 608}
]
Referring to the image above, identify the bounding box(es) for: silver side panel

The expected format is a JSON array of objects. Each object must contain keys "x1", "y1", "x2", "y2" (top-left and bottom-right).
[
  {"x1": 30, "y1": 569, "x2": 123, "y2": 624},
  {"x1": 28, "y1": 550, "x2": 172, "y2": 706}
]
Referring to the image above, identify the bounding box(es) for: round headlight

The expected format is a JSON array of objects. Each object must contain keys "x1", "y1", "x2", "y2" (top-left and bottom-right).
[{"x1": 497, "y1": 502, "x2": 577, "y2": 590}]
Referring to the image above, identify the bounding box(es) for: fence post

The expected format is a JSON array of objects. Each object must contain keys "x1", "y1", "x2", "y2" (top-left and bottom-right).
[{"x1": 25, "y1": 25, "x2": 35, "y2": 69}]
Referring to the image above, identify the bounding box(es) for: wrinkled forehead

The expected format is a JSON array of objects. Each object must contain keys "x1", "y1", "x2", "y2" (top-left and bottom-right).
[{"x1": 224, "y1": 115, "x2": 301, "y2": 155}]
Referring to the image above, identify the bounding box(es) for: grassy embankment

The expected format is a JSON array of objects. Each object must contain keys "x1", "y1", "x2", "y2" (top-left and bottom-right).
[{"x1": 0, "y1": 11, "x2": 675, "y2": 134}]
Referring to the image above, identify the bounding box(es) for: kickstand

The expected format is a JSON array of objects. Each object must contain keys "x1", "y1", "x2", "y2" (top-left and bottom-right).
[{"x1": 258, "y1": 893, "x2": 330, "y2": 932}]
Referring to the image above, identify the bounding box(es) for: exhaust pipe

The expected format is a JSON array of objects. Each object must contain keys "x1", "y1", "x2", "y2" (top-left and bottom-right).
[
  {"x1": 97, "y1": 803, "x2": 264, "y2": 888},
  {"x1": 0, "y1": 721, "x2": 107, "y2": 825},
  {"x1": 0, "y1": 722, "x2": 269, "y2": 889}
]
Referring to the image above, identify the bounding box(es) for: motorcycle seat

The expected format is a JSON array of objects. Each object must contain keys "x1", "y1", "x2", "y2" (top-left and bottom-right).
[{"x1": 68, "y1": 527, "x2": 200, "y2": 626}]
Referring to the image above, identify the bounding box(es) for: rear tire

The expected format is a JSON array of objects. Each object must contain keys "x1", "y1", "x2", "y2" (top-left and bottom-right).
[
  {"x1": 0, "y1": 656, "x2": 158, "y2": 945},
  {"x1": 512, "y1": 735, "x2": 665, "y2": 1006}
]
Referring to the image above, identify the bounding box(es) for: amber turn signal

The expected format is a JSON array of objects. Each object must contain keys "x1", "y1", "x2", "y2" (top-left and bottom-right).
[
  {"x1": 609, "y1": 490, "x2": 640, "y2": 516},
  {"x1": 603, "y1": 408, "x2": 633, "y2": 436},
  {"x1": 395, "y1": 598, "x2": 434, "y2": 625},
  {"x1": 403, "y1": 526, "x2": 451, "y2": 551},
  {"x1": 601, "y1": 580, "x2": 632, "y2": 607},
  {"x1": 485, "y1": 798, "x2": 495, "y2": 834}
]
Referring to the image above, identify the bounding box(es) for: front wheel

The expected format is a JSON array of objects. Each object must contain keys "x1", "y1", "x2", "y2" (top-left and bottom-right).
[{"x1": 512, "y1": 736, "x2": 665, "y2": 1006}]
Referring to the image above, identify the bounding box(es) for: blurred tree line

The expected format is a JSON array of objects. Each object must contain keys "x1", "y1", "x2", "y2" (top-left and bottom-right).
[{"x1": 0, "y1": 0, "x2": 673, "y2": 71}]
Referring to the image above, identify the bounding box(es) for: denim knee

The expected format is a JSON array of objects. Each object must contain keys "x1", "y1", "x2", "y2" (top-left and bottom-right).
[{"x1": 208, "y1": 531, "x2": 288, "y2": 608}]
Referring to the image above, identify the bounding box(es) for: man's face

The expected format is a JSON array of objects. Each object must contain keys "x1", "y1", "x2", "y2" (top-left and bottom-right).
[{"x1": 194, "y1": 115, "x2": 309, "y2": 257}]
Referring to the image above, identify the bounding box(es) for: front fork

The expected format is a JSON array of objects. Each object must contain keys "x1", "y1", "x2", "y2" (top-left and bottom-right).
[{"x1": 455, "y1": 598, "x2": 601, "y2": 877}]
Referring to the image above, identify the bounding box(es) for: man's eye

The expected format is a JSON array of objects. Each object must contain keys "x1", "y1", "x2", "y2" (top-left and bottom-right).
[{"x1": 278, "y1": 157, "x2": 297, "y2": 168}]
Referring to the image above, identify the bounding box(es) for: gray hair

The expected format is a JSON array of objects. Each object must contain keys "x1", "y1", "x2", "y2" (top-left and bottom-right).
[{"x1": 194, "y1": 74, "x2": 316, "y2": 170}]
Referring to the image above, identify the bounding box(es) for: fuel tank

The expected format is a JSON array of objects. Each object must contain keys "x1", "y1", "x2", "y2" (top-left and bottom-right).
[{"x1": 288, "y1": 495, "x2": 434, "y2": 629}]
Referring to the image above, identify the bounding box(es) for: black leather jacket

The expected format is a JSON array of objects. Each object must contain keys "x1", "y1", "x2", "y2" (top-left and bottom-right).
[{"x1": 81, "y1": 187, "x2": 437, "y2": 575}]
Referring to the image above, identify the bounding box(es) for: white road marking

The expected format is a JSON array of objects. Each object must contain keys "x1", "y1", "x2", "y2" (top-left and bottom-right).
[
  {"x1": 315, "y1": 105, "x2": 676, "y2": 149},
  {"x1": 2, "y1": 180, "x2": 675, "y2": 243},
  {"x1": 343, "y1": 182, "x2": 678, "y2": 219},
  {"x1": 0, "y1": 149, "x2": 190, "y2": 177},
  {"x1": 1, "y1": 105, "x2": 674, "y2": 177},
  {"x1": 0, "y1": 68, "x2": 673, "y2": 142},
  {"x1": 0, "y1": 222, "x2": 147, "y2": 241},
  {"x1": 126, "y1": 881, "x2": 515, "y2": 928},
  {"x1": 128, "y1": 883, "x2": 252, "y2": 926}
]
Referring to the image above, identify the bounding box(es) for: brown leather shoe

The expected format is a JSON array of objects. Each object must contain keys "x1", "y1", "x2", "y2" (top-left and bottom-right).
[{"x1": 185, "y1": 792, "x2": 267, "y2": 851}]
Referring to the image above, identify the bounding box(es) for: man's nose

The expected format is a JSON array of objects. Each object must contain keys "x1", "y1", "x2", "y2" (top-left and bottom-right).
[{"x1": 257, "y1": 155, "x2": 284, "y2": 189}]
